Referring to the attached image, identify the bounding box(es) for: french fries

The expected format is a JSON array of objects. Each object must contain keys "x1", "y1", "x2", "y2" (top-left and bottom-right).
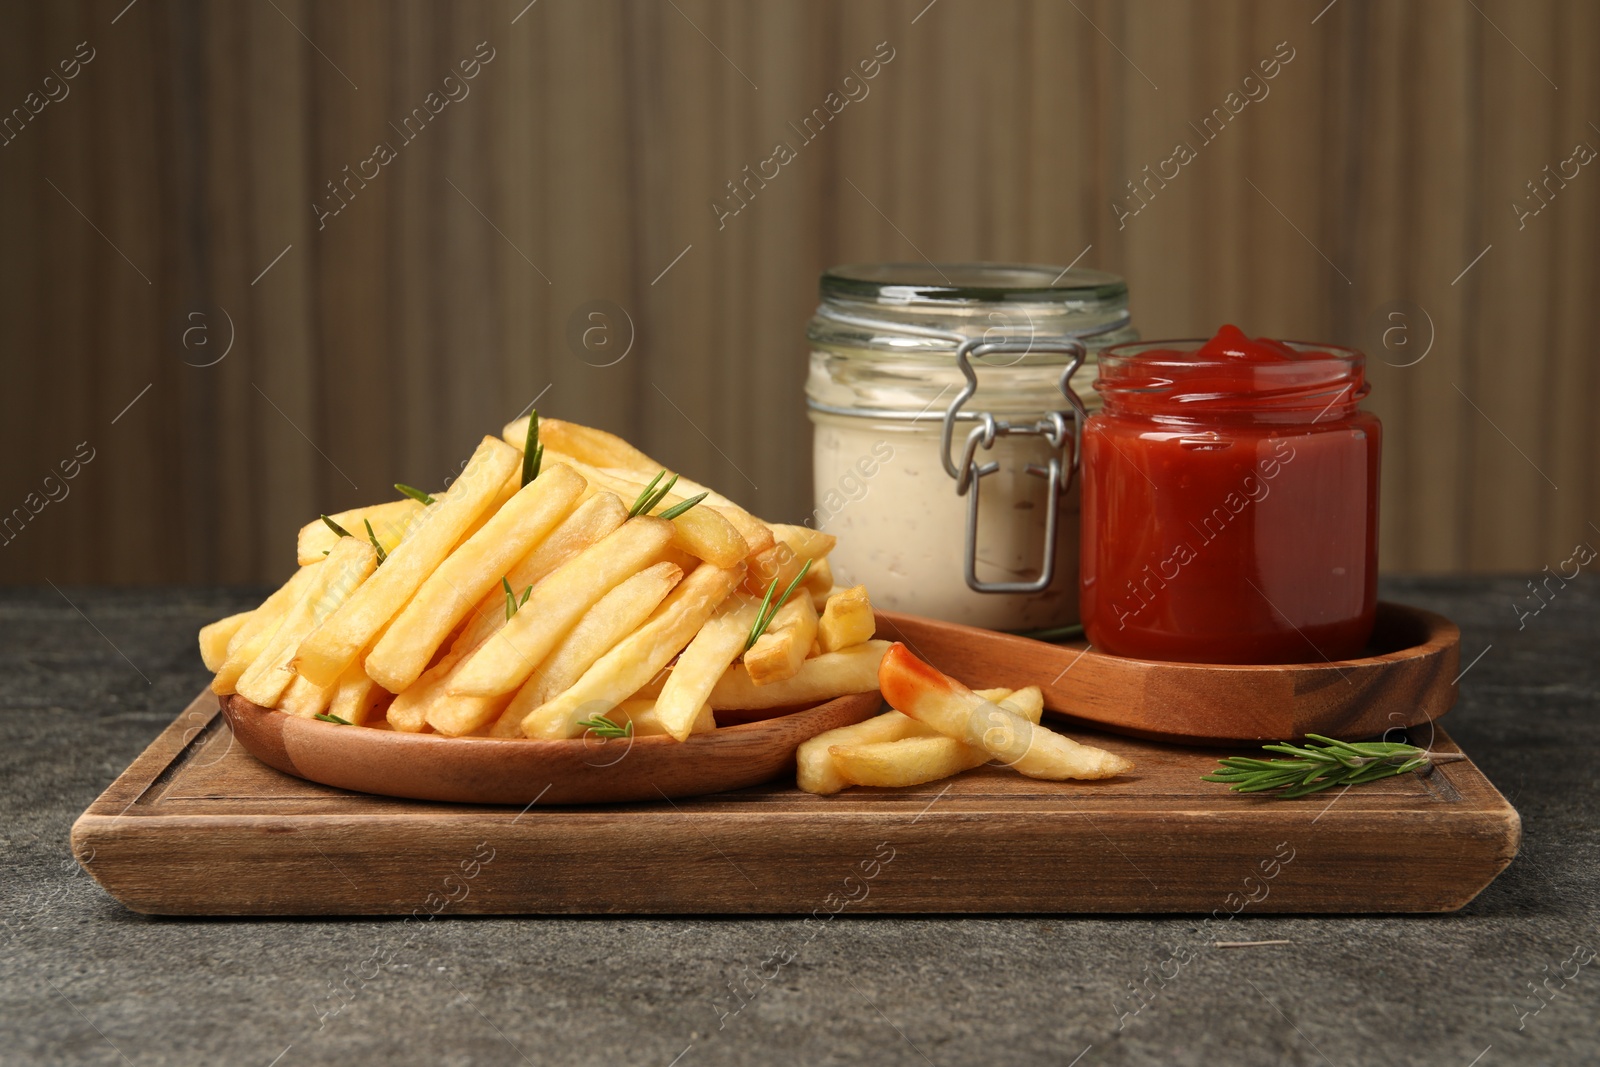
[
  {"x1": 293, "y1": 437, "x2": 521, "y2": 688},
  {"x1": 364, "y1": 463, "x2": 586, "y2": 693},
  {"x1": 449, "y1": 517, "x2": 678, "y2": 697},
  {"x1": 521, "y1": 563, "x2": 746, "y2": 738},
  {"x1": 878, "y1": 644, "x2": 1133, "y2": 780},
  {"x1": 199, "y1": 611, "x2": 252, "y2": 672},
  {"x1": 707, "y1": 640, "x2": 890, "y2": 711},
  {"x1": 654, "y1": 592, "x2": 762, "y2": 741},
  {"x1": 491, "y1": 561, "x2": 684, "y2": 736},
  {"x1": 817, "y1": 584, "x2": 875, "y2": 653},
  {"x1": 297, "y1": 499, "x2": 422, "y2": 565},
  {"x1": 211, "y1": 561, "x2": 324, "y2": 695},
  {"x1": 744, "y1": 593, "x2": 818, "y2": 687},
  {"x1": 237, "y1": 538, "x2": 378, "y2": 708},
  {"x1": 207, "y1": 413, "x2": 1138, "y2": 809},
  {"x1": 827, "y1": 688, "x2": 1044, "y2": 789}
]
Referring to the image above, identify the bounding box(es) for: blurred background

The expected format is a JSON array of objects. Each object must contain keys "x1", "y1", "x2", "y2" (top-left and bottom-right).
[{"x1": 0, "y1": 0, "x2": 1594, "y2": 585}]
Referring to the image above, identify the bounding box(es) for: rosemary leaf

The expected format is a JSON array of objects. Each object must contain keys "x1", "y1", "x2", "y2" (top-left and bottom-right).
[
  {"x1": 746, "y1": 558, "x2": 813, "y2": 651},
  {"x1": 321, "y1": 514, "x2": 353, "y2": 539},
  {"x1": 314, "y1": 712, "x2": 351, "y2": 725},
  {"x1": 363, "y1": 518, "x2": 387, "y2": 565},
  {"x1": 629, "y1": 470, "x2": 681, "y2": 518},
  {"x1": 395, "y1": 483, "x2": 435, "y2": 505},
  {"x1": 577, "y1": 713, "x2": 632, "y2": 739},
  {"x1": 657, "y1": 491, "x2": 708, "y2": 521},
  {"x1": 522, "y1": 410, "x2": 543, "y2": 486}
]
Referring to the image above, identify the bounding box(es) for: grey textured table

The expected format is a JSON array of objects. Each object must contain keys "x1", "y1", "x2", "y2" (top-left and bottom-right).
[{"x1": 4, "y1": 578, "x2": 1595, "y2": 1067}]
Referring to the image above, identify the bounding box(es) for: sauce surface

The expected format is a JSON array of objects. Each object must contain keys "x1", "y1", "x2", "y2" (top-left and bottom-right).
[{"x1": 1080, "y1": 326, "x2": 1380, "y2": 664}]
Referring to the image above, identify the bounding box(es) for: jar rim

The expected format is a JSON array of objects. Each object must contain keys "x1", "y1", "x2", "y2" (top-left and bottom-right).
[
  {"x1": 1100, "y1": 336, "x2": 1365, "y2": 371},
  {"x1": 821, "y1": 262, "x2": 1128, "y2": 305}
]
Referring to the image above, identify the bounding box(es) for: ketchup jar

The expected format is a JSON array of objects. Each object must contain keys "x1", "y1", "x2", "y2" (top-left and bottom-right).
[{"x1": 1079, "y1": 325, "x2": 1381, "y2": 664}]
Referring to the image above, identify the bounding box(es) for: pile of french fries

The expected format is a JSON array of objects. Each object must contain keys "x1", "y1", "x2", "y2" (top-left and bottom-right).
[
  {"x1": 199, "y1": 415, "x2": 889, "y2": 742},
  {"x1": 797, "y1": 643, "x2": 1134, "y2": 793}
]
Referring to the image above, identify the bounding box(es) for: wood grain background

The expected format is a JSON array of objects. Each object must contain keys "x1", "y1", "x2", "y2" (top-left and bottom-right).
[{"x1": 0, "y1": 0, "x2": 1594, "y2": 585}]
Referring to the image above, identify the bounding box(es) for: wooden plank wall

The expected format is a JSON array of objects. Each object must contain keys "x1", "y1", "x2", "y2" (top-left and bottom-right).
[{"x1": 0, "y1": 0, "x2": 1594, "y2": 585}]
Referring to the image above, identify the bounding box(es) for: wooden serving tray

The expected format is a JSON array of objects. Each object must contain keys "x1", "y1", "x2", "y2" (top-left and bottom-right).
[
  {"x1": 72, "y1": 690, "x2": 1519, "y2": 916},
  {"x1": 878, "y1": 602, "x2": 1460, "y2": 745}
]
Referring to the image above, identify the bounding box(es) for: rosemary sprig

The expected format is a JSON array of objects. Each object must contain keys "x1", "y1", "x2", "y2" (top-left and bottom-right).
[
  {"x1": 502, "y1": 576, "x2": 533, "y2": 620},
  {"x1": 395, "y1": 483, "x2": 435, "y2": 505},
  {"x1": 314, "y1": 712, "x2": 351, "y2": 725},
  {"x1": 629, "y1": 470, "x2": 680, "y2": 518},
  {"x1": 363, "y1": 518, "x2": 387, "y2": 565},
  {"x1": 746, "y1": 558, "x2": 813, "y2": 651},
  {"x1": 1203, "y1": 733, "x2": 1466, "y2": 798},
  {"x1": 522, "y1": 409, "x2": 544, "y2": 486},
  {"x1": 321, "y1": 514, "x2": 352, "y2": 539},
  {"x1": 577, "y1": 712, "x2": 632, "y2": 739},
  {"x1": 657, "y1": 491, "x2": 708, "y2": 521}
]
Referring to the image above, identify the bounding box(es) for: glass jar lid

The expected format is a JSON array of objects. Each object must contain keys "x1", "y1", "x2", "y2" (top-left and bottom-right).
[{"x1": 820, "y1": 262, "x2": 1128, "y2": 307}]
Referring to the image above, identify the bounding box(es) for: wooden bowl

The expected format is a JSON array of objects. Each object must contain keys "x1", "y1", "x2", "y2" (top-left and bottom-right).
[
  {"x1": 876, "y1": 602, "x2": 1459, "y2": 746},
  {"x1": 221, "y1": 691, "x2": 883, "y2": 804}
]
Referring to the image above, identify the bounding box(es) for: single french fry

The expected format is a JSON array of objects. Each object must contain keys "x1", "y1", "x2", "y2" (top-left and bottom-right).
[
  {"x1": 610, "y1": 697, "x2": 713, "y2": 737},
  {"x1": 199, "y1": 611, "x2": 252, "y2": 672},
  {"x1": 293, "y1": 436, "x2": 520, "y2": 688},
  {"x1": 707, "y1": 640, "x2": 889, "y2": 711},
  {"x1": 878, "y1": 644, "x2": 1132, "y2": 780},
  {"x1": 278, "y1": 673, "x2": 336, "y2": 719},
  {"x1": 211, "y1": 562, "x2": 324, "y2": 695},
  {"x1": 364, "y1": 464, "x2": 586, "y2": 693},
  {"x1": 297, "y1": 499, "x2": 423, "y2": 565},
  {"x1": 803, "y1": 556, "x2": 834, "y2": 603},
  {"x1": 454, "y1": 491, "x2": 630, "y2": 657},
  {"x1": 490, "y1": 561, "x2": 685, "y2": 736},
  {"x1": 817, "y1": 585, "x2": 876, "y2": 654},
  {"x1": 655, "y1": 591, "x2": 763, "y2": 741},
  {"x1": 237, "y1": 538, "x2": 378, "y2": 708},
  {"x1": 828, "y1": 689, "x2": 1044, "y2": 789},
  {"x1": 745, "y1": 594, "x2": 819, "y2": 687},
  {"x1": 521, "y1": 563, "x2": 745, "y2": 739},
  {"x1": 770, "y1": 523, "x2": 837, "y2": 562},
  {"x1": 424, "y1": 684, "x2": 513, "y2": 738},
  {"x1": 328, "y1": 663, "x2": 392, "y2": 726},
  {"x1": 449, "y1": 517, "x2": 678, "y2": 697}
]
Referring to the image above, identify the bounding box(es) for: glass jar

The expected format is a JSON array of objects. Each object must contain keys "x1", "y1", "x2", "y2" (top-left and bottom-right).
[
  {"x1": 805, "y1": 263, "x2": 1137, "y2": 631},
  {"x1": 1079, "y1": 328, "x2": 1382, "y2": 664}
]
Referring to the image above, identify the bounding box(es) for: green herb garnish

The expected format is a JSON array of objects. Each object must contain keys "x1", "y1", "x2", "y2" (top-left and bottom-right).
[
  {"x1": 577, "y1": 713, "x2": 632, "y2": 739},
  {"x1": 1203, "y1": 734, "x2": 1467, "y2": 798},
  {"x1": 321, "y1": 514, "x2": 352, "y2": 539},
  {"x1": 395, "y1": 483, "x2": 435, "y2": 505},
  {"x1": 502, "y1": 576, "x2": 533, "y2": 620},
  {"x1": 364, "y1": 518, "x2": 387, "y2": 564},
  {"x1": 314, "y1": 712, "x2": 351, "y2": 725},
  {"x1": 657, "y1": 491, "x2": 708, "y2": 521},
  {"x1": 629, "y1": 470, "x2": 679, "y2": 518},
  {"x1": 522, "y1": 409, "x2": 544, "y2": 486},
  {"x1": 745, "y1": 558, "x2": 813, "y2": 651}
]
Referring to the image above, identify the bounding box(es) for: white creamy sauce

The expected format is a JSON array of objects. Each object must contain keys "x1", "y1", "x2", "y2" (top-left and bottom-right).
[{"x1": 811, "y1": 417, "x2": 1080, "y2": 630}]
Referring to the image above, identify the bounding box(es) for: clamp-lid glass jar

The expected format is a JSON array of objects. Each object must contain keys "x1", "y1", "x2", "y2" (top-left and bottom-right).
[
  {"x1": 1079, "y1": 326, "x2": 1382, "y2": 664},
  {"x1": 805, "y1": 263, "x2": 1137, "y2": 630}
]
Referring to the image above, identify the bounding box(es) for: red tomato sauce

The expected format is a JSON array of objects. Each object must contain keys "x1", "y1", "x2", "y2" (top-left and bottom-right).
[{"x1": 1079, "y1": 325, "x2": 1381, "y2": 664}]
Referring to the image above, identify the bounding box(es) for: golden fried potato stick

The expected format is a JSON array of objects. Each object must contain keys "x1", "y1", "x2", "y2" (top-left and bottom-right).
[
  {"x1": 878, "y1": 644, "x2": 1132, "y2": 780},
  {"x1": 211, "y1": 561, "x2": 324, "y2": 695}
]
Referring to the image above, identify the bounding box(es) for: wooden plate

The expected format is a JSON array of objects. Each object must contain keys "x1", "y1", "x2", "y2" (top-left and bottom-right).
[
  {"x1": 220, "y1": 691, "x2": 883, "y2": 805},
  {"x1": 875, "y1": 601, "x2": 1459, "y2": 746}
]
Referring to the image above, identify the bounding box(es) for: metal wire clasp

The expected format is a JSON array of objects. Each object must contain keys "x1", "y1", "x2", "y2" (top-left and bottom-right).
[{"x1": 939, "y1": 338, "x2": 1088, "y2": 595}]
